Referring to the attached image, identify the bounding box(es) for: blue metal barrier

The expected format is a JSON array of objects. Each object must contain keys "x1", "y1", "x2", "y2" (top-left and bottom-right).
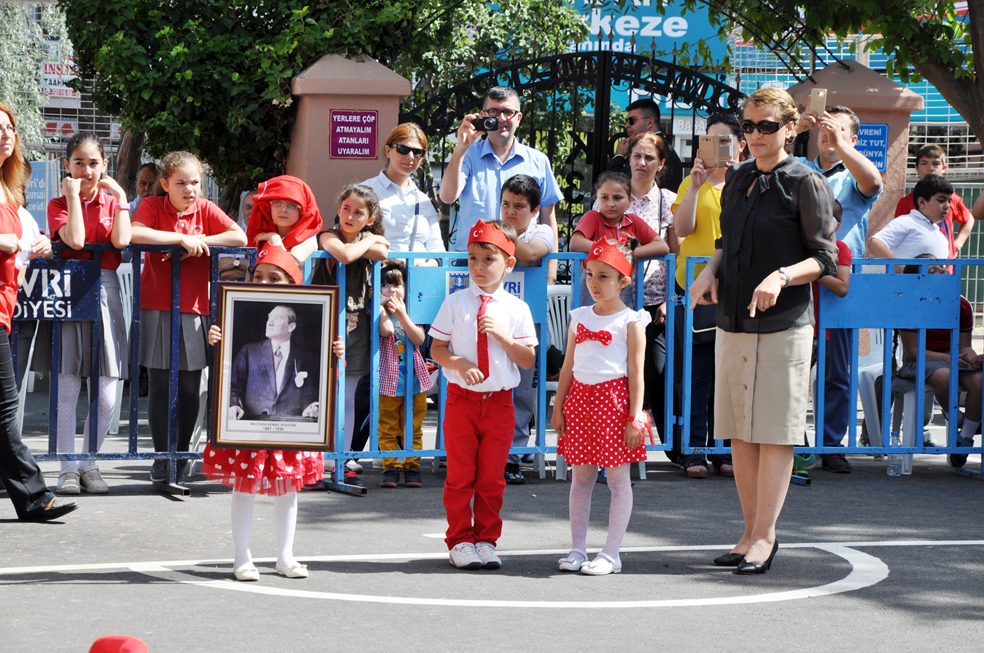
[
  {"x1": 679, "y1": 255, "x2": 983, "y2": 479},
  {"x1": 16, "y1": 243, "x2": 980, "y2": 487},
  {"x1": 15, "y1": 244, "x2": 256, "y2": 494},
  {"x1": 302, "y1": 250, "x2": 678, "y2": 490}
]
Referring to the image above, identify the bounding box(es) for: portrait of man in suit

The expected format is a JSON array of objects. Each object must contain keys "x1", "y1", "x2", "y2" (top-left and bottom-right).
[{"x1": 228, "y1": 305, "x2": 319, "y2": 420}]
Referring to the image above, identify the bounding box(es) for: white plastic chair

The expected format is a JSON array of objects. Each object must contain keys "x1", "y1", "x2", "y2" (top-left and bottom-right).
[
  {"x1": 857, "y1": 327, "x2": 935, "y2": 474},
  {"x1": 109, "y1": 263, "x2": 134, "y2": 435}
]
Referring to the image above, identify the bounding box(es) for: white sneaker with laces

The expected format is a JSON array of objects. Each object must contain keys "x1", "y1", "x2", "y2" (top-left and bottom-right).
[
  {"x1": 475, "y1": 542, "x2": 501, "y2": 569},
  {"x1": 449, "y1": 542, "x2": 483, "y2": 569}
]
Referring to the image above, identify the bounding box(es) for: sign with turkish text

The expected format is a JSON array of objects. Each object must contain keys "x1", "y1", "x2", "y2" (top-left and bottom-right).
[
  {"x1": 856, "y1": 123, "x2": 889, "y2": 173},
  {"x1": 14, "y1": 259, "x2": 101, "y2": 322},
  {"x1": 329, "y1": 110, "x2": 378, "y2": 159}
]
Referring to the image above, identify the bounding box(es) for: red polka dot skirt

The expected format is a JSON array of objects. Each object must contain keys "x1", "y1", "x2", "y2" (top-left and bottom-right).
[
  {"x1": 557, "y1": 376, "x2": 646, "y2": 467},
  {"x1": 200, "y1": 444, "x2": 325, "y2": 496}
]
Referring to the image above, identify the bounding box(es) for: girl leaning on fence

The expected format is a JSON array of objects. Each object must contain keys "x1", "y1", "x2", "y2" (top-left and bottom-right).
[
  {"x1": 130, "y1": 151, "x2": 246, "y2": 483},
  {"x1": 45, "y1": 133, "x2": 131, "y2": 495}
]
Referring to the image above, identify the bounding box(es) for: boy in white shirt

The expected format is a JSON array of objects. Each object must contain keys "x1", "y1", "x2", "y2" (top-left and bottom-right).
[
  {"x1": 499, "y1": 174, "x2": 552, "y2": 484},
  {"x1": 430, "y1": 220, "x2": 537, "y2": 570},
  {"x1": 868, "y1": 175, "x2": 952, "y2": 261}
]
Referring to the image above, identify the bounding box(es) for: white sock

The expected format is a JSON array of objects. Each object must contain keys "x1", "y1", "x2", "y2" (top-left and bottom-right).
[
  {"x1": 960, "y1": 417, "x2": 980, "y2": 442},
  {"x1": 601, "y1": 464, "x2": 633, "y2": 560},
  {"x1": 274, "y1": 491, "x2": 299, "y2": 568},
  {"x1": 230, "y1": 491, "x2": 255, "y2": 571},
  {"x1": 79, "y1": 376, "x2": 119, "y2": 470},
  {"x1": 568, "y1": 465, "x2": 595, "y2": 561},
  {"x1": 57, "y1": 373, "x2": 83, "y2": 472}
]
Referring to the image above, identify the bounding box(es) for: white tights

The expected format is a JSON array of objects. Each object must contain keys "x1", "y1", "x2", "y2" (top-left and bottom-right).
[
  {"x1": 230, "y1": 490, "x2": 299, "y2": 572},
  {"x1": 57, "y1": 373, "x2": 119, "y2": 472},
  {"x1": 569, "y1": 464, "x2": 634, "y2": 561}
]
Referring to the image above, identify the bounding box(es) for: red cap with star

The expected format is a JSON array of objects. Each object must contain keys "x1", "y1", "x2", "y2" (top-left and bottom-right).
[
  {"x1": 253, "y1": 242, "x2": 303, "y2": 284},
  {"x1": 586, "y1": 237, "x2": 633, "y2": 277},
  {"x1": 467, "y1": 220, "x2": 516, "y2": 257}
]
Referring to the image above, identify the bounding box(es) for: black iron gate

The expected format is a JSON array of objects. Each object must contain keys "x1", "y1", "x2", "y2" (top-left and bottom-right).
[{"x1": 401, "y1": 49, "x2": 745, "y2": 253}]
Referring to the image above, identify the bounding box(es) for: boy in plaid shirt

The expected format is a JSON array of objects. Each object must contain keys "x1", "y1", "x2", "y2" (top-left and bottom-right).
[{"x1": 377, "y1": 260, "x2": 433, "y2": 488}]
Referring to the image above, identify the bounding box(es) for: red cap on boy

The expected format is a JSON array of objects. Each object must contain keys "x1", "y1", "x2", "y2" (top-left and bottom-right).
[
  {"x1": 586, "y1": 237, "x2": 633, "y2": 277},
  {"x1": 467, "y1": 221, "x2": 515, "y2": 257},
  {"x1": 253, "y1": 242, "x2": 303, "y2": 284},
  {"x1": 247, "y1": 175, "x2": 322, "y2": 249}
]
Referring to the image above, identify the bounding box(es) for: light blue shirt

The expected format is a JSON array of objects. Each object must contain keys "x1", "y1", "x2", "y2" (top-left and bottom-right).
[
  {"x1": 798, "y1": 157, "x2": 881, "y2": 258},
  {"x1": 451, "y1": 138, "x2": 563, "y2": 252}
]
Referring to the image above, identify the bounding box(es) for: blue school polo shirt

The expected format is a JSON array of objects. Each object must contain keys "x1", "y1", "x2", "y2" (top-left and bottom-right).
[{"x1": 451, "y1": 138, "x2": 563, "y2": 251}]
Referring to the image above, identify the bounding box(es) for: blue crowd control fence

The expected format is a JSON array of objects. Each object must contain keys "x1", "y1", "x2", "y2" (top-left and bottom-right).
[
  {"x1": 679, "y1": 255, "x2": 984, "y2": 480},
  {"x1": 13, "y1": 244, "x2": 256, "y2": 494},
  {"x1": 13, "y1": 245, "x2": 982, "y2": 489},
  {"x1": 302, "y1": 250, "x2": 679, "y2": 491}
]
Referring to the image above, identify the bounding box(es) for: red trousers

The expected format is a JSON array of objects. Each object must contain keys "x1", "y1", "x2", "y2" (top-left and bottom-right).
[{"x1": 442, "y1": 384, "x2": 515, "y2": 548}]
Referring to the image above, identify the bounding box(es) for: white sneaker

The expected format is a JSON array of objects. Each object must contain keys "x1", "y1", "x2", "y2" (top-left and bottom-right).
[
  {"x1": 345, "y1": 459, "x2": 364, "y2": 473},
  {"x1": 475, "y1": 542, "x2": 501, "y2": 569},
  {"x1": 449, "y1": 542, "x2": 483, "y2": 569}
]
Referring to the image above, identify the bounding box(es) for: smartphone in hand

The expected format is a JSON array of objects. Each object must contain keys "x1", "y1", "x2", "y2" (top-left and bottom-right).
[{"x1": 810, "y1": 88, "x2": 827, "y2": 117}]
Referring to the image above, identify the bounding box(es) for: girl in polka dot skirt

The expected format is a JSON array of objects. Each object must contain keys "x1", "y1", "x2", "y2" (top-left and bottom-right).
[
  {"x1": 551, "y1": 236, "x2": 652, "y2": 575},
  {"x1": 200, "y1": 242, "x2": 324, "y2": 582}
]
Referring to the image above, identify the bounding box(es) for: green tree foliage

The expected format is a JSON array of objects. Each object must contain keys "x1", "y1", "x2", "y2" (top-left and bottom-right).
[
  {"x1": 665, "y1": 0, "x2": 984, "y2": 146},
  {"x1": 60, "y1": 0, "x2": 588, "y2": 187},
  {"x1": 0, "y1": 5, "x2": 70, "y2": 159}
]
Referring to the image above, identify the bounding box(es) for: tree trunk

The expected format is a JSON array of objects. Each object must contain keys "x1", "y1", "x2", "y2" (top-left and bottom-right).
[{"x1": 114, "y1": 129, "x2": 145, "y2": 200}]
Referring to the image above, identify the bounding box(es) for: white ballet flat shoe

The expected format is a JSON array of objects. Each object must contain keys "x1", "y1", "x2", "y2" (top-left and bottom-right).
[
  {"x1": 558, "y1": 549, "x2": 587, "y2": 572},
  {"x1": 580, "y1": 552, "x2": 621, "y2": 576},
  {"x1": 233, "y1": 565, "x2": 259, "y2": 582},
  {"x1": 276, "y1": 562, "x2": 309, "y2": 578}
]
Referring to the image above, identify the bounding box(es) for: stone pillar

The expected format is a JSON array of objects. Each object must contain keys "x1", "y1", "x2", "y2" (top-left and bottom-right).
[
  {"x1": 288, "y1": 54, "x2": 412, "y2": 227},
  {"x1": 787, "y1": 59, "x2": 924, "y2": 249}
]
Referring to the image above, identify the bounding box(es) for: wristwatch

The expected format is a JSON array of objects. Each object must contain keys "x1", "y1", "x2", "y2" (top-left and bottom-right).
[{"x1": 778, "y1": 266, "x2": 791, "y2": 288}]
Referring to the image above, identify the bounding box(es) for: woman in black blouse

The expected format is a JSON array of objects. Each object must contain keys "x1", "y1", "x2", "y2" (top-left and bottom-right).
[{"x1": 689, "y1": 88, "x2": 837, "y2": 575}]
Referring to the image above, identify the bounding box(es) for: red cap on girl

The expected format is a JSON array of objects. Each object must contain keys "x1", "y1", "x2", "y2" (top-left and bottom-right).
[{"x1": 247, "y1": 175, "x2": 322, "y2": 249}]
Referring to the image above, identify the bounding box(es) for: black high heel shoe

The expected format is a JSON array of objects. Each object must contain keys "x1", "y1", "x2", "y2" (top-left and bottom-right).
[
  {"x1": 734, "y1": 540, "x2": 778, "y2": 575},
  {"x1": 713, "y1": 552, "x2": 745, "y2": 567}
]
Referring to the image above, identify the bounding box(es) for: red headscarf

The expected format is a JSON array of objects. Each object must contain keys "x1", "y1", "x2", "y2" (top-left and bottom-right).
[{"x1": 247, "y1": 175, "x2": 322, "y2": 249}]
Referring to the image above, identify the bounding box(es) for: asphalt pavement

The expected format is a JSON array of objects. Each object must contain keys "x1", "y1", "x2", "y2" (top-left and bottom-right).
[{"x1": 2, "y1": 383, "x2": 982, "y2": 652}]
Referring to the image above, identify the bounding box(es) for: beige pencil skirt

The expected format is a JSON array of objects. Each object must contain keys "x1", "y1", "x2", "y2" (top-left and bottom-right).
[{"x1": 714, "y1": 325, "x2": 813, "y2": 446}]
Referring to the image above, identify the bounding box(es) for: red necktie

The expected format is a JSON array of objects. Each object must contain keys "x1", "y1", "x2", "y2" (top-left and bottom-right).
[
  {"x1": 477, "y1": 295, "x2": 492, "y2": 379},
  {"x1": 575, "y1": 323, "x2": 613, "y2": 346}
]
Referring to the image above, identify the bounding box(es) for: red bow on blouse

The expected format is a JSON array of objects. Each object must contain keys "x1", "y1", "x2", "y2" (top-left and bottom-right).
[{"x1": 575, "y1": 323, "x2": 613, "y2": 346}]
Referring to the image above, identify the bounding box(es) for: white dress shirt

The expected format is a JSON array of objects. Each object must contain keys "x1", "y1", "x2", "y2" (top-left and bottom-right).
[
  {"x1": 362, "y1": 170, "x2": 445, "y2": 254},
  {"x1": 429, "y1": 282, "x2": 537, "y2": 392},
  {"x1": 871, "y1": 209, "x2": 948, "y2": 259}
]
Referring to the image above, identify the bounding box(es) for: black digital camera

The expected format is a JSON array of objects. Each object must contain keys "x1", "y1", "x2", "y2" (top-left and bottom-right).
[{"x1": 472, "y1": 116, "x2": 499, "y2": 132}]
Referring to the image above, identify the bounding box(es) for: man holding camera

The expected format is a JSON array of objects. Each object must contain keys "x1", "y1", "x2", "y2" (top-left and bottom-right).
[{"x1": 440, "y1": 86, "x2": 563, "y2": 265}]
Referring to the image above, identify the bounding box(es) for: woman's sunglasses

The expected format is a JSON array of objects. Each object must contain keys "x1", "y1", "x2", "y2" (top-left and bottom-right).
[
  {"x1": 391, "y1": 143, "x2": 427, "y2": 158},
  {"x1": 740, "y1": 119, "x2": 789, "y2": 135}
]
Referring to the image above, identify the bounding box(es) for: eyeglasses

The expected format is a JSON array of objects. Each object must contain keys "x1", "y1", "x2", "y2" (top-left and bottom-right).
[
  {"x1": 0, "y1": 125, "x2": 17, "y2": 136},
  {"x1": 707, "y1": 113, "x2": 740, "y2": 127},
  {"x1": 625, "y1": 116, "x2": 653, "y2": 127},
  {"x1": 739, "y1": 119, "x2": 789, "y2": 135},
  {"x1": 482, "y1": 107, "x2": 519, "y2": 119},
  {"x1": 391, "y1": 143, "x2": 426, "y2": 158},
  {"x1": 271, "y1": 200, "x2": 302, "y2": 212}
]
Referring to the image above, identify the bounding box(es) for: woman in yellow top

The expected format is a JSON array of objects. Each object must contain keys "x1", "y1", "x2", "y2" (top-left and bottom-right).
[{"x1": 671, "y1": 113, "x2": 746, "y2": 478}]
